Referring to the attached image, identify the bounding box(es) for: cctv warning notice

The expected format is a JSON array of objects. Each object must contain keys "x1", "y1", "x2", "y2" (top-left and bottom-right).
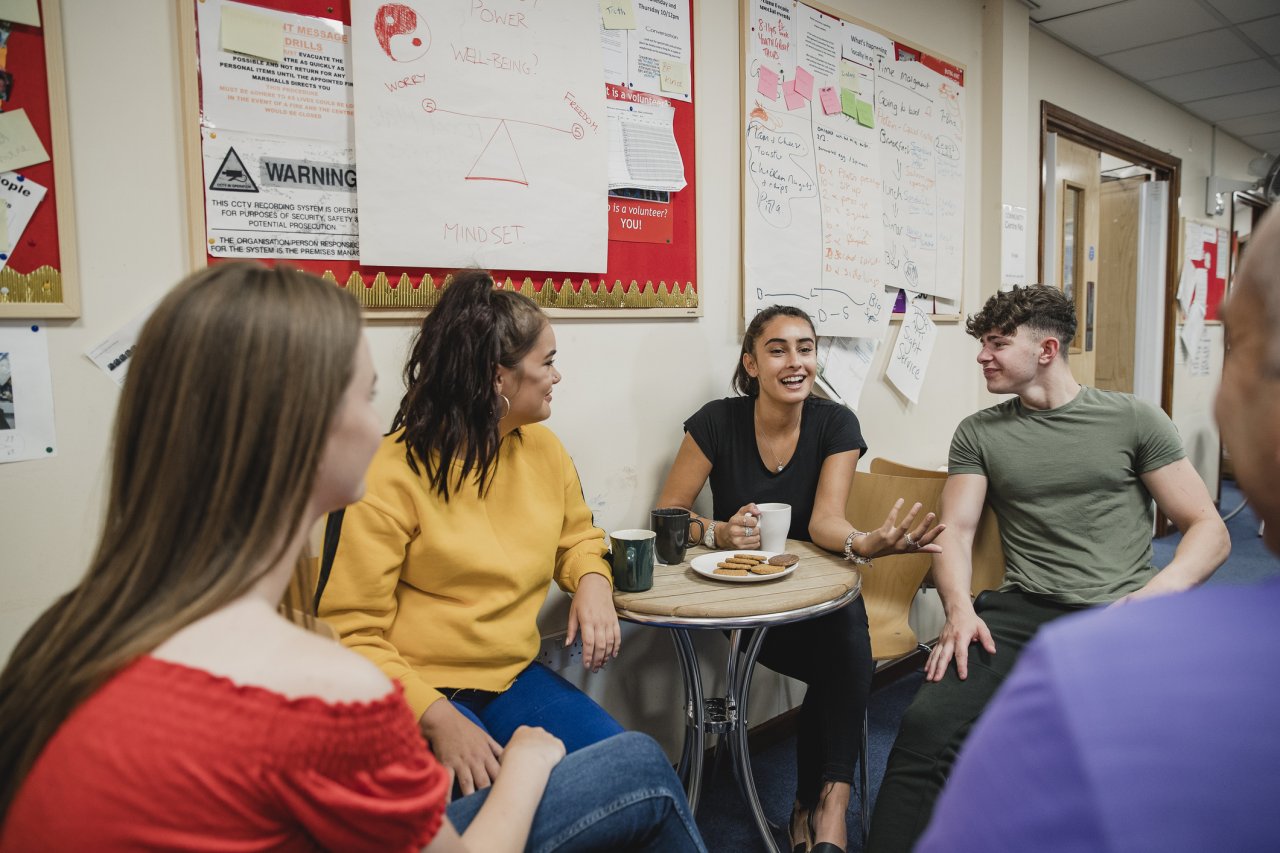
[{"x1": 202, "y1": 128, "x2": 358, "y2": 260}]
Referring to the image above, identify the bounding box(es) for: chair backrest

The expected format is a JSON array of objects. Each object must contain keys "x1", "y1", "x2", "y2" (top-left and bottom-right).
[
  {"x1": 846, "y1": 469, "x2": 947, "y2": 662},
  {"x1": 868, "y1": 457, "x2": 1006, "y2": 600},
  {"x1": 869, "y1": 457, "x2": 947, "y2": 480}
]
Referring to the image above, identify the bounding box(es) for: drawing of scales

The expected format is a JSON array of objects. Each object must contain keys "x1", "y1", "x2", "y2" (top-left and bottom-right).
[{"x1": 374, "y1": 2, "x2": 589, "y2": 188}]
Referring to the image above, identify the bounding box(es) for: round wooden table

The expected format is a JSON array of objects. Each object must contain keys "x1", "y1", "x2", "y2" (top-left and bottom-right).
[{"x1": 613, "y1": 539, "x2": 862, "y2": 853}]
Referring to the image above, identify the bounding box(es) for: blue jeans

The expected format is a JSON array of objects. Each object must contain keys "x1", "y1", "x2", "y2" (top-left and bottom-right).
[
  {"x1": 445, "y1": 661, "x2": 623, "y2": 754},
  {"x1": 446, "y1": 731, "x2": 707, "y2": 853}
]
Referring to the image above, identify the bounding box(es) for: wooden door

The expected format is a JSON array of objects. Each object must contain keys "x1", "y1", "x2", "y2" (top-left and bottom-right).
[
  {"x1": 1095, "y1": 175, "x2": 1146, "y2": 392},
  {"x1": 1052, "y1": 137, "x2": 1100, "y2": 387}
]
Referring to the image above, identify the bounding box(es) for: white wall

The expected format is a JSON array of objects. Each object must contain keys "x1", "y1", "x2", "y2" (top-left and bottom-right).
[{"x1": 0, "y1": 1, "x2": 1262, "y2": 758}]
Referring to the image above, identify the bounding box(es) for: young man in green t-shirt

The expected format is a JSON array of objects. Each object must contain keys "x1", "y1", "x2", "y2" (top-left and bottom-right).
[{"x1": 867, "y1": 285, "x2": 1230, "y2": 853}]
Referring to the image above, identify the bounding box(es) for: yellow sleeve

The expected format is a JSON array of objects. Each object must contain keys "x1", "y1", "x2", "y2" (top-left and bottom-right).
[
  {"x1": 552, "y1": 443, "x2": 612, "y2": 593},
  {"x1": 317, "y1": 492, "x2": 443, "y2": 719}
]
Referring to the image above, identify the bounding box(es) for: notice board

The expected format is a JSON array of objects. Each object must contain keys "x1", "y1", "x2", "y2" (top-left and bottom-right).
[
  {"x1": 740, "y1": 0, "x2": 964, "y2": 339},
  {"x1": 180, "y1": 0, "x2": 698, "y2": 317},
  {"x1": 0, "y1": 0, "x2": 79, "y2": 319}
]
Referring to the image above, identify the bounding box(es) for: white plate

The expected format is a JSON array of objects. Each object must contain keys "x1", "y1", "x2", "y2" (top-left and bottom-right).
[{"x1": 690, "y1": 550, "x2": 797, "y2": 583}]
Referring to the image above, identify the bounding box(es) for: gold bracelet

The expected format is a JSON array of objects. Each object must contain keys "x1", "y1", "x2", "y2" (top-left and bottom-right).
[{"x1": 843, "y1": 529, "x2": 872, "y2": 565}]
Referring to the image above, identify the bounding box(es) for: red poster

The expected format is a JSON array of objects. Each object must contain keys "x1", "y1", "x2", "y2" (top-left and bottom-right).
[{"x1": 608, "y1": 198, "x2": 674, "y2": 244}]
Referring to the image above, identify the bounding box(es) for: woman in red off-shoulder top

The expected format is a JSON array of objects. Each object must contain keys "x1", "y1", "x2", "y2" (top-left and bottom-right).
[{"x1": 0, "y1": 265, "x2": 704, "y2": 853}]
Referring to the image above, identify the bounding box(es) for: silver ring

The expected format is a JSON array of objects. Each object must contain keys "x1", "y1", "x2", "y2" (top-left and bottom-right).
[{"x1": 903, "y1": 532, "x2": 919, "y2": 550}]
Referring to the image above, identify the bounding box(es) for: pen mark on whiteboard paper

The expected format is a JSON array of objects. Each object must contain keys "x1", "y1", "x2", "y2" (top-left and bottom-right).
[
  {"x1": 421, "y1": 100, "x2": 586, "y2": 186},
  {"x1": 746, "y1": 119, "x2": 817, "y2": 228},
  {"x1": 374, "y1": 3, "x2": 431, "y2": 63}
]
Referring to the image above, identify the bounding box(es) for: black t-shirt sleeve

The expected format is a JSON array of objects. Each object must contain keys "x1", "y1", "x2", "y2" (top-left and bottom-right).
[
  {"x1": 683, "y1": 399, "x2": 727, "y2": 464},
  {"x1": 819, "y1": 400, "x2": 868, "y2": 460}
]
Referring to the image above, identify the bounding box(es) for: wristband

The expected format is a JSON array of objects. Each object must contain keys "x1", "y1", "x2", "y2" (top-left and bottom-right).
[
  {"x1": 843, "y1": 529, "x2": 872, "y2": 565},
  {"x1": 703, "y1": 520, "x2": 718, "y2": 549}
]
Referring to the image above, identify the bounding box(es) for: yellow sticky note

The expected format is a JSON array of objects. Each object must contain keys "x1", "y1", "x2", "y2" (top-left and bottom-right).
[
  {"x1": 600, "y1": 0, "x2": 636, "y2": 30},
  {"x1": 221, "y1": 3, "x2": 284, "y2": 63},
  {"x1": 0, "y1": 0, "x2": 39, "y2": 28},
  {"x1": 0, "y1": 109, "x2": 49, "y2": 173},
  {"x1": 659, "y1": 60, "x2": 689, "y2": 95},
  {"x1": 839, "y1": 59, "x2": 860, "y2": 95}
]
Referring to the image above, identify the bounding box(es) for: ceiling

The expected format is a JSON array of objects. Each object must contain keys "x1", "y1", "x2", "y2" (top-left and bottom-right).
[{"x1": 1029, "y1": 0, "x2": 1280, "y2": 167}]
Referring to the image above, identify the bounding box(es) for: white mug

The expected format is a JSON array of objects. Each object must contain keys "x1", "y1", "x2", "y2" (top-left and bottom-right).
[{"x1": 756, "y1": 502, "x2": 792, "y2": 553}]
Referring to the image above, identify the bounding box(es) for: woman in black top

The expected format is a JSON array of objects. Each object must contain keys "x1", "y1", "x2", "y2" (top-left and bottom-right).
[{"x1": 656, "y1": 305, "x2": 943, "y2": 853}]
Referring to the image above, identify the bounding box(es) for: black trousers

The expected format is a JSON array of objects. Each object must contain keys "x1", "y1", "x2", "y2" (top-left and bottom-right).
[
  {"x1": 752, "y1": 597, "x2": 874, "y2": 808},
  {"x1": 866, "y1": 589, "x2": 1085, "y2": 853}
]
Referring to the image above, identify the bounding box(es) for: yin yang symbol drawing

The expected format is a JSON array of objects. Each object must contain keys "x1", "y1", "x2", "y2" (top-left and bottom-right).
[{"x1": 374, "y1": 4, "x2": 430, "y2": 63}]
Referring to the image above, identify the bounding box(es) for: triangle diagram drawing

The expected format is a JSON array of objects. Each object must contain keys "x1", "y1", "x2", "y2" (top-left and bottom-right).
[{"x1": 467, "y1": 121, "x2": 527, "y2": 186}]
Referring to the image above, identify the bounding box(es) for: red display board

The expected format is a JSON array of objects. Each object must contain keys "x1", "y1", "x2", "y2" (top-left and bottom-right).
[
  {"x1": 188, "y1": 1, "x2": 697, "y2": 315},
  {"x1": 0, "y1": 0, "x2": 79, "y2": 319}
]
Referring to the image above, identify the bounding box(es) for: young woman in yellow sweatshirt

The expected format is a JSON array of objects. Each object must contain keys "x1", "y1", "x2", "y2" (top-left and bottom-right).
[{"x1": 319, "y1": 270, "x2": 624, "y2": 797}]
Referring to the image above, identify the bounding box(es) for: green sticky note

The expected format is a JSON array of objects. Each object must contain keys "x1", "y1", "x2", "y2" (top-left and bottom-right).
[
  {"x1": 840, "y1": 89, "x2": 859, "y2": 119},
  {"x1": 856, "y1": 100, "x2": 874, "y2": 128}
]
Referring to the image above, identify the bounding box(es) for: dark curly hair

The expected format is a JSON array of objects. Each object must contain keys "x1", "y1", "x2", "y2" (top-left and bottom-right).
[
  {"x1": 965, "y1": 285, "x2": 1077, "y2": 355},
  {"x1": 391, "y1": 270, "x2": 547, "y2": 501},
  {"x1": 732, "y1": 305, "x2": 817, "y2": 396}
]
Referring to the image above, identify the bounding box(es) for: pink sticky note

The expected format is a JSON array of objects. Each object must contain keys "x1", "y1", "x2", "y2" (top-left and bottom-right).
[
  {"x1": 794, "y1": 66, "x2": 814, "y2": 100},
  {"x1": 782, "y1": 78, "x2": 805, "y2": 111},
  {"x1": 819, "y1": 86, "x2": 840, "y2": 115},
  {"x1": 757, "y1": 66, "x2": 779, "y2": 101}
]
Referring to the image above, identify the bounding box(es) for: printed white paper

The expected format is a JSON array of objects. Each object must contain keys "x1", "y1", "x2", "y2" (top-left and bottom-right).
[
  {"x1": 747, "y1": 0, "x2": 795, "y2": 76},
  {"x1": 0, "y1": 171, "x2": 46, "y2": 273},
  {"x1": 85, "y1": 302, "x2": 158, "y2": 387},
  {"x1": 628, "y1": 0, "x2": 691, "y2": 102},
  {"x1": 1001, "y1": 203, "x2": 1027, "y2": 289},
  {"x1": 0, "y1": 323, "x2": 56, "y2": 464},
  {"x1": 1180, "y1": 301, "x2": 1206, "y2": 355},
  {"x1": 818, "y1": 335, "x2": 879, "y2": 411},
  {"x1": 199, "y1": 0, "x2": 353, "y2": 144},
  {"x1": 607, "y1": 95, "x2": 684, "y2": 191},
  {"x1": 885, "y1": 299, "x2": 938, "y2": 404},
  {"x1": 203, "y1": 128, "x2": 358, "y2": 259},
  {"x1": 1188, "y1": 330, "x2": 1212, "y2": 377}
]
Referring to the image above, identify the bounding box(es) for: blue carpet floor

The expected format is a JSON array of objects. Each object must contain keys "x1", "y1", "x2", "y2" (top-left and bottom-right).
[{"x1": 694, "y1": 480, "x2": 1277, "y2": 852}]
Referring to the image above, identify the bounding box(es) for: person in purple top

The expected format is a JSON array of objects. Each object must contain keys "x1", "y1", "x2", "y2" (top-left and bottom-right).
[{"x1": 918, "y1": 204, "x2": 1280, "y2": 852}]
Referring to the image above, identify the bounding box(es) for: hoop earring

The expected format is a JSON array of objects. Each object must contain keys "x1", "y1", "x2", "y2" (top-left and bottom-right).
[{"x1": 496, "y1": 394, "x2": 511, "y2": 419}]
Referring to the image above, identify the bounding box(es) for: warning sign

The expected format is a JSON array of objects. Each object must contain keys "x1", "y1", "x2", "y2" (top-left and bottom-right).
[
  {"x1": 209, "y1": 147, "x2": 259, "y2": 193},
  {"x1": 202, "y1": 128, "x2": 358, "y2": 259}
]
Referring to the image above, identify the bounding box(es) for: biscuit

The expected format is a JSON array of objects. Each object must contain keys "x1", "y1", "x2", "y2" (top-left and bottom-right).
[
  {"x1": 733, "y1": 554, "x2": 764, "y2": 562},
  {"x1": 714, "y1": 568, "x2": 749, "y2": 576},
  {"x1": 767, "y1": 553, "x2": 800, "y2": 567},
  {"x1": 748, "y1": 563, "x2": 786, "y2": 575},
  {"x1": 718, "y1": 561, "x2": 751, "y2": 569}
]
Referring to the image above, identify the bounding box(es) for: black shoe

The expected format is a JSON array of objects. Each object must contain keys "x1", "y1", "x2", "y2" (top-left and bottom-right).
[{"x1": 790, "y1": 805, "x2": 813, "y2": 853}]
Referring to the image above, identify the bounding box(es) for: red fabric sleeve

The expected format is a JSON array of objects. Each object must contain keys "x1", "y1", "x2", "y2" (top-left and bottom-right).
[{"x1": 268, "y1": 751, "x2": 450, "y2": 852}]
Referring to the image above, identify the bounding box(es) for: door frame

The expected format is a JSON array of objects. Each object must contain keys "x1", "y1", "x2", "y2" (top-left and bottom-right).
[
  {"x1": 1037, "y1": 101, "x2": 1181, "y2": 416},
  {"x1": 1038, "y1": 101, "x2": 1182, "y2": 534}
]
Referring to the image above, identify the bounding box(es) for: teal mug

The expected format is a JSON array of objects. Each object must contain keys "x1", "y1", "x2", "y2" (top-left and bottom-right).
[{"x1": 608, "y1": 529, "x2": 657, "y2": 592}]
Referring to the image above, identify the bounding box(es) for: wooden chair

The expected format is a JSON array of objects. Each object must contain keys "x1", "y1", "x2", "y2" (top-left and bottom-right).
[
  {"x1": 845, "y1": 469, "x2": 947, "y2": 843},
  {"x1": 868, "y1": 458, "x2": 1007, "y2": 599}
]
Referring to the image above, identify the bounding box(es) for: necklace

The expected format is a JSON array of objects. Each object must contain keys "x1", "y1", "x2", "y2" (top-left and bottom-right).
[{"x1": 755, "y1": 410, "x2": 797, "y2": 472}]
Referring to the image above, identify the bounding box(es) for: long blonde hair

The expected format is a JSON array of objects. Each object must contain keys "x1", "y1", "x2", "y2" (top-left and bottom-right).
[{"x1": 0, "y1": 263, "x2": 363, "y2": 817}]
